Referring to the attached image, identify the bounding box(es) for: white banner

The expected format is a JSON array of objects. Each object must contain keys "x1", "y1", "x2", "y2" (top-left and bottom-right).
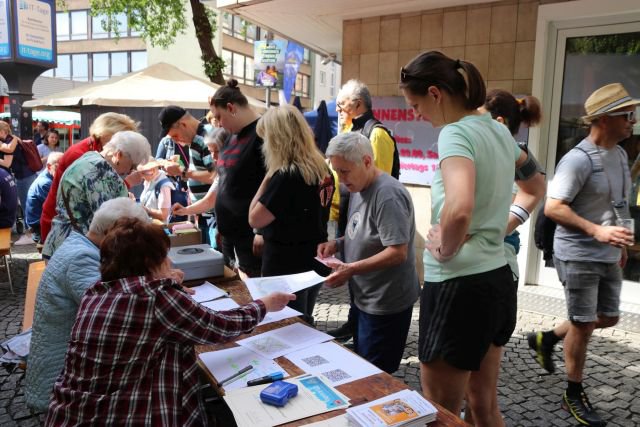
[{"x1": 372, "y1": 96, "x2": 441, "y2": 186}]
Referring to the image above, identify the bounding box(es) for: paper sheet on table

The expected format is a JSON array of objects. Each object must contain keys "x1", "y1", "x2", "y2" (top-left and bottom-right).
[
  {"x1": 190, "y1": 281, "x2": 229, "y2": 303},
  {"x1": 236, "y1": 323, "x2": 332, "y2": 359},
  {"x1": 224, "y1": 374, "x2": 350, "y2": 427},
  {"x1": 258, "y1": 306, "x2": 302, "y2": 326},
  {"x1": 198, "y1": 346, "x2": 285, "y2": 392},
  {"x1": 245, "y1": 270, "x2": 325, "y2": 300},
  {"x1": 286, "y1": 341, "x2": 382, "y2": 386},
  {"x1": 201, "y1": 298, "x2": 240, "y2": 312}
]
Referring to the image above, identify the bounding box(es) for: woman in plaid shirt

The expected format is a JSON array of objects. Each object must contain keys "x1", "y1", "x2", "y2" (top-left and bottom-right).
[{"x1": 45, "y1": 218, "x2": 295, "y2": 426}]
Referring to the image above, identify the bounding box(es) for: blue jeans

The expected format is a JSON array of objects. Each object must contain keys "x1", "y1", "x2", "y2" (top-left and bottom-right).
[
  {"x1": 352, "y1": 304, "x2": 413, "y2": 374},
  {"x1": 16, "y1": 174, "x2": 36, "y2": 231}
]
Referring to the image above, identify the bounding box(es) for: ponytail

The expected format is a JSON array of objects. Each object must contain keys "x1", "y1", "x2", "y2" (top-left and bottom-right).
[
  {"x1": 400, "y1": 51, "x2": 486, "y2": 111},
  {"x1": 484, "y1": 90, "x2": 542, "y2": 136}
]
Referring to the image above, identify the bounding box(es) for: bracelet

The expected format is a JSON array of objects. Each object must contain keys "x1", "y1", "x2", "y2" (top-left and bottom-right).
[{"x1": 509, "y1": 204, "x2": 530, "y2": 225}]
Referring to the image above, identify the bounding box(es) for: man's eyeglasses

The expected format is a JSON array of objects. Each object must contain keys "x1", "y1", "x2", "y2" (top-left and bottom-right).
[{"x1": 607, "y1": 110, "x2": 636, "y2": 122}]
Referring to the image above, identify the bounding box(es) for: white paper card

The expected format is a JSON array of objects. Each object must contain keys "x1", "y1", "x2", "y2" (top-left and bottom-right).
[
  {"x1": 286, "y1": 341, "x2": 382, "y2": 386},
  {"x1": 198, "y1": 346, "x2": 284, "y2": 391},
  {"x1": 190, "y1": 281, "x2": 229, "y2": 303},
  {"x1": 258, "y1": 306, "x2": 302, "y2": 326},
  {"x1": 201, "y1": 298, "x2": 240, "y2": 312},
  {"x1": 245, "y1": 270, "x2": 325, "y2": 300},
  {"x1": 236, "y1": 323, "x2": 332, "y2": 359}
]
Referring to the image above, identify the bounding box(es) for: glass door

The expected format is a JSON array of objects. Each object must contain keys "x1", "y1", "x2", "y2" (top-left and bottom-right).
[{"x1": 539, "y1": 23, "x2": 640, "y2": 295}]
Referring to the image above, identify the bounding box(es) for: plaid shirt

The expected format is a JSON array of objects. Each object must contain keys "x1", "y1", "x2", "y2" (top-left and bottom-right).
[{"x1": 45, "y1": 276, "x2": 265, "y2": 426}]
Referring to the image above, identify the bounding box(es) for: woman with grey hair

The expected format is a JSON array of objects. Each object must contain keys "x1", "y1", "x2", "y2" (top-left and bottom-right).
[
  {"x1": 42, "y1": 131, "x2": 151, "y2": 258},
  {"x1": 26, "y1": 198, "x2": 149, "y2": 412}
]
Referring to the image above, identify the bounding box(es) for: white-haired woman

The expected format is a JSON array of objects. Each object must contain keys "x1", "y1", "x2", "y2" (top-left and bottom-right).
[
  {"x1": 42, "y1": 131, "x2": 151, "y2": 258},
  {"x1": 249, "y1": 105, "x2": 335, "y2": 323},
  {"x1": 26, "y1": 198, "x2": 149, "y2": 412},
  {"x1": 138, "y1": 157, "x2": 175, "y2": 223}
]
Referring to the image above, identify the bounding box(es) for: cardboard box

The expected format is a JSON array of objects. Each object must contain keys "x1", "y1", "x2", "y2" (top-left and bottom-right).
[{"x1": 167, "y1": 222, "x2": 201, "y2": 247}]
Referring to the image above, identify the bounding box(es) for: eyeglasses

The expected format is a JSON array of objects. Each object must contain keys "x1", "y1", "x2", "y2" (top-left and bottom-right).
[{"x1": 607, "y1": 110, "x2": 636, "y2": 122}]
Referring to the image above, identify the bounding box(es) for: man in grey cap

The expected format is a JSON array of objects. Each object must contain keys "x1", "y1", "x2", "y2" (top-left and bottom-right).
[
  {"x1": 528, "y1": 83, "x2": 639, "y2": 426},
  {"x1": 156, "y1": 105, "x2": 215, "y2": 243}
]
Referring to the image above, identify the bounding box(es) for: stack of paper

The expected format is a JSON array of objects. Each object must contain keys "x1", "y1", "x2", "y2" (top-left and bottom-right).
[
  {"x1": 345, "y1": 390, "x2": 437, "y2": 427},
  {"x1": 224, "y1": 374, "x2": 350, "y2": 427}
]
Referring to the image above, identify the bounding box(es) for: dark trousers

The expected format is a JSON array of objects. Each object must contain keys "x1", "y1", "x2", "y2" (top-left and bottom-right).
[
  {"x1": 352, "y1": 304, "x2": 413, "y2": 374},
  {"x1": 220, "y1": 234, "x2": 262, "y2": 277}
]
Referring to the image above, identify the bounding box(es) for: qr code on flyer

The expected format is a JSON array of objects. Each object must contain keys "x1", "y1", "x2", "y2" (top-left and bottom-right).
[
  {"x1": 302, "y1": 355, "x2": 329, "y2": 367},
  {"x1": 322, "y1": 369, "x2": 351, "y2": 383}
]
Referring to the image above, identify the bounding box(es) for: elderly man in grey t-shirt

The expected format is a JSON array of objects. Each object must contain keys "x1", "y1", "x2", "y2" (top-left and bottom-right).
[
  {"x1": 528, "y1": 83, "x2": 638, "y2": 426},
  {"x1": 318, "y1": 132, "x2": 419, "y2": 374}
]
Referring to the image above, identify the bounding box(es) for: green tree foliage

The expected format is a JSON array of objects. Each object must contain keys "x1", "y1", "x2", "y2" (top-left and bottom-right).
[
  {"x1": 77, "y1": 0, "x2": 225, "y2": 84},
  {"x1": 567, "y1": 32, "x2": 640, "y2": 55}
]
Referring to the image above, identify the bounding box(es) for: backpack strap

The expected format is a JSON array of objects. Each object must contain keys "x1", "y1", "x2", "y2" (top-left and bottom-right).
[
  {"x1": 154, "y1": 177, "x2": 172, "y2": 199},
  {"x1": 361, "y1": 118, "x2": 381, "y2": 139}
]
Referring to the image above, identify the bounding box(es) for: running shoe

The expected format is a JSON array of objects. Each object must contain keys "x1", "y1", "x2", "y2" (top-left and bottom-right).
[
  {"x1": 562, "y1": 391, "x2": 607, "y2": 426},
  {"x1": 527, "y1": 331, "x2": 555, "y2": 373}
]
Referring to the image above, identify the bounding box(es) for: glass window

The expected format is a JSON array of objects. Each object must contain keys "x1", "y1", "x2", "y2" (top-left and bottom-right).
[
  {"x1": 222, "y1": 49, "x2": 232, "y2": 75},
  {"x1": 92, "y1": 53, "x2": 109, "y2": 81},
  {"x1": 56, "y1": 13, "x2": 69, "y2": 41},
  {"x1": 72, "y1": 54, "x2": 89, "y2": 81},
  {"x1": 111, "y1": 52, "x2": 128, "y2": 77},
  {"x1": 233, "y1": 52, "x2": 245, "y2": 82},
  {"x1": 222, "y1": 13, "x2": 233, "y2": 35},
  {"x1": 303, "y1": 48, "x2": 310, "y2": 64},
  {"x1": 92, "y1": 15, "x2": 108, "y2": 39},
  {"x1": 56, "y1": 55, "x2": 71, "y2": 79},
  {"x1": 70, "y1": 11, "x2": 88, "y2": 40},
  {"x1": 129, "y1": 10, "x2": 142, "y2": 36},
  {"x1": 114, "y1": 13, "x2": 128, "y2": 37},
  {"x1": 320, "y1": 71, "x2": 326, "y2": 85},
  {"x1": 295, "y1": 73, "x2": 302, "y2": 93},
  {"x1": 246, "y1": 24, "x2": 257, "y2": 42},
  {"x1": 245, "y1": 56, "x2": 254, "y2": 86},
  {"x1": 302, "y1": 75, "x2": 309, "y2": 96},
  {"x1": 233, "y1": 15, "x2": 243, "y2": 39},
  {"x1": 131, "y1": 51, "x2": 147, "y2": 72}
]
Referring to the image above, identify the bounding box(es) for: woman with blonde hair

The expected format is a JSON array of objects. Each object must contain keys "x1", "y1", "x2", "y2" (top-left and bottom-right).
[
  {"x1": 249, "y1": 105, "x2": 335, "y2": 322},
  {"x1": 40, "y1": 112, "x2": 138, "y2": 243}
]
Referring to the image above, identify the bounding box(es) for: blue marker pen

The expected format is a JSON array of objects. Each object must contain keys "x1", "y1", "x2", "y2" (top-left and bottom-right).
[{"x1": 246, "y1": 372, "x2": 284, "y2": 387}]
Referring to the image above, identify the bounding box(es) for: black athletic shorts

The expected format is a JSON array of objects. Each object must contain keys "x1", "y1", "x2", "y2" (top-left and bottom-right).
[{"x1": 419, "y1": 265, "x2": 516, "y2": 371}]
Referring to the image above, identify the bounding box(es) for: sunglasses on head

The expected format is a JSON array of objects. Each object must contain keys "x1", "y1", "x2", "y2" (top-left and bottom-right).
[
  {"x1": 607, "y1": 110, "x2": 636, "y2": 122},
  {"x1": 400, "y1": 66, "x2": 418, "y2": 83}
]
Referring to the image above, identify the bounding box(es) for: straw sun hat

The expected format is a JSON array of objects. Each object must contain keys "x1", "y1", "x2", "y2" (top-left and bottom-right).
[{"x1": 582, "y1": 83, "x2": 640, "y2": 122}]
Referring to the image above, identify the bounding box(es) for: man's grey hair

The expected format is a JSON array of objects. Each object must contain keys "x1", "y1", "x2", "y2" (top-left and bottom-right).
[
  {"x1": 89, "y1": 197, "x2": 148, "y2": 237},
  {"x1": 103, "y1": 131, "x2": 152, "y2": 167},
  {"x1": 337, "y1": 79, "x2": 372, "y2": 110},
  {"x1": 46, "y1": 152, "x2": 63, "y2": 166},
  {"x1": 326, "y1": 132, "x2": 373, "y2": 164}
]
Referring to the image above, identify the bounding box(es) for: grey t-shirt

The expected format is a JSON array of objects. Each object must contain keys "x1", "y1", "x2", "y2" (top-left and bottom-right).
[
  {"x1": 549, "y1": 139, "x2": 631, "y2": 263},
  {"x1": 343, "y1": 173, "x2": 419, "y2": 315}
]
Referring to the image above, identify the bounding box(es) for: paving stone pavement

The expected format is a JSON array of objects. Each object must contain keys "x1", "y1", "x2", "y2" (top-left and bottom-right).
[{"x1": 1, "y1": 243, "x2": 639, "y2": 426}]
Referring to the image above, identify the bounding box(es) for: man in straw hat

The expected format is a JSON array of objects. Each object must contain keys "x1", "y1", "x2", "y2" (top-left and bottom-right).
[{"x1": 528, "y1": 83, "x2": 638, "y2": 426}]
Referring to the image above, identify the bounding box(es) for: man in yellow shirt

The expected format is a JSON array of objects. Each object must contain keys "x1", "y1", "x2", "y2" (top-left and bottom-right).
[{"x1": 328, "y1": 79, "x2": 399, "y2": 342}]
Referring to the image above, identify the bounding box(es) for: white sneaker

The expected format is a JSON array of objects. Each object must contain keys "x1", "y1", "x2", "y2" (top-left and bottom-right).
[{"x1": 14, "y1": 234, "x2": 34, "y2": 246}]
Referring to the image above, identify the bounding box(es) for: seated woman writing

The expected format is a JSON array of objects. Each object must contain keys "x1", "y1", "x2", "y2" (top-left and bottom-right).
[{"x1": 45, "y1": 217, "x2": 295, "y2": 426}]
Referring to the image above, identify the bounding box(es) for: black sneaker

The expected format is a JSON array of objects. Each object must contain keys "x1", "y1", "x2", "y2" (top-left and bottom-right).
[
  {"x1": 327, "y1": 321, "x2": 353, "y2": 343},
  {"x1": 527, "y1": 331, "x2": 555, "y2": 373},
  {"x1": 562, "y1": 391, "x2": 607, "y2": 426}
]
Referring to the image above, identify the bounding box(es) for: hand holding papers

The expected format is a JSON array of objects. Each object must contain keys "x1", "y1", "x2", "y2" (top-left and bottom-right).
[
  {"x1": 245, "y1": 270, "x2": 325, "y2": 300},
  {"x1": 314, "y1": 256, "x2": 344, "y2": 268}
]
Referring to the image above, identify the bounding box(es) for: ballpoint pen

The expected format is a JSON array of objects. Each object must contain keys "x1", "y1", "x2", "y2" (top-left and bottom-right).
[
  {"x1": 217, "y1": 365, "x2": 254, "y2": 387},
  {"x1": 246, "y1": 372, "x2": 284, "y2": 386}
]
